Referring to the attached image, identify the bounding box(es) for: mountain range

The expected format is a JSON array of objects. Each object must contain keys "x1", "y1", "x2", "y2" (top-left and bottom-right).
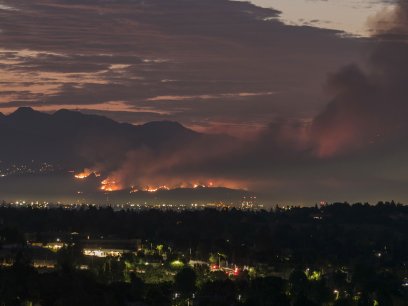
[
  {"x1": 0, "y1": 108, "x2": 250, "y2": 204},
  {"x1": 0, "y1": 107, "x2": 218, "y2": 167}
]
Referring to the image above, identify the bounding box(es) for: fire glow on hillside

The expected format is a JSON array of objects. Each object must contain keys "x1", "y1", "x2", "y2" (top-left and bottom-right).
[
  {"x1": 74, "y1": 169, "x2": 243, "y2": 193},
  {"x1": 100, "y1": 178, "x2": 122, "y2": 192},
  {"x1": 74, "y1": 169, "x2": 101, "y2": 179}
]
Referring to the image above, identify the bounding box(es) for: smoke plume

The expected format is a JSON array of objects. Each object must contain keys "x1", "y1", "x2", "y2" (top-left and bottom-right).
[{"x1": 311, "y1": 0, "x2": 408, "y2": 157}]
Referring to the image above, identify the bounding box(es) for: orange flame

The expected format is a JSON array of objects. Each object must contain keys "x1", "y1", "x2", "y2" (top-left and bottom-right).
[
  {"x1": 74, "y1": 168, "x2": 101, "y2": 179},
  {"x1": 100, "y1": 178, "x2": 122, "y2": 192},
  {"x1": 127, "y1": 181, "x2": 233, "y2": 193},
  {"x1": 144, "y1": 185, "x2": 170, "y2": 192}
]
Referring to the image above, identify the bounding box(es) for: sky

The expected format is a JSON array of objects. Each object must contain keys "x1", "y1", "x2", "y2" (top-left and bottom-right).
[
  {"x1": 0, "y1": 0, "x2": 371, "y2": 133},
  {"x1": 243, "y1": 0, "x2": 396, "y2": 36},
  {"x1": 1, "y1": 0, "x2": 408, "y2": 204}
]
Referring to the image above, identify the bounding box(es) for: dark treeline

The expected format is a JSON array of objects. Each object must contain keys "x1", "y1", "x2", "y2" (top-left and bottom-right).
[
  {"x1": 0, "y1": 202, "x2": 407, "y2": 305},
  {"x1": 0, "y1": 202, "x2": 407, "y2": 265}
]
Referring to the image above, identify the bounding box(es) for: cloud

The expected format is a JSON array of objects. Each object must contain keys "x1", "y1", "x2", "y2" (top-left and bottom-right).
[
  {"x1": 2, "y1": 0, "x2": 408, "y2": 204},
  {"x1": 311, "y1": 0, "x2": 408, "y2": 157},
  {"x1": 0, "y1": 0, "x2": 362, "y2": 134},
  {"x1": 100, "y1": 0, "x2": 408, "y2": 202}
]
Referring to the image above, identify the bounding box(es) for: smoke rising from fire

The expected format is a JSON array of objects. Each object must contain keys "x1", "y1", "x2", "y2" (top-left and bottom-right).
[
  {"x1": 75, "y1": 135, "x2": 248, "y2": 192},
  {"x1": 311, "y1": 0, "x2": 408, "y2": 157},
  {"x1": 74, "y1": 1, "x2": 408, "y2": 195},
  {"x1": 102, "y1": 137, "x2": 247, "y2": 192}
]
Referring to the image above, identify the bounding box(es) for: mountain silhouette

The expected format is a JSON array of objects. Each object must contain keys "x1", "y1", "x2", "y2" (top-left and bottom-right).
[
  {"x1": 0, "y1": 108, "x2": 250, "y2": 203},
  {"x1": 0, "y1": 107, "x2": 207, "y2": 167}
]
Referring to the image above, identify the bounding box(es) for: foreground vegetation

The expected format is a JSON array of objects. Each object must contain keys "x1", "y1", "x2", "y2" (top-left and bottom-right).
[{"x1": 0, "y1": 202, "x2": 407, "y2": 305}]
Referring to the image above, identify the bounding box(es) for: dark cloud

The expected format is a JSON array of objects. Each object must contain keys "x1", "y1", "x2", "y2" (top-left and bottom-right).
[
  {"x1": 0, "y1": 0, "x2": 363, "y2": 131},
  {"x1": 103, "y1": 0, "x2": 408, "y2": 203},
  {"x1": 311, "y1": 0, "x2": 408, "y2": 157},
  {"x1": 2, "y1": 0, "x2": 408, "y2": 204}
]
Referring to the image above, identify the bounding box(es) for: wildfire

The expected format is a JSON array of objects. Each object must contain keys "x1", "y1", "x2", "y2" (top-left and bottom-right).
[
  {"x1": 131, "y1": 186, "x2": 171, "y2": 193},
  {"x1": 100, "y1": 178, "x2": 121, "y2": 192},
  {"x1": 102, "y1": 178, "x2": 242, "y2": 194},
  {"x1": 194, "y1": 182, "x2": 213, "y2": 188},
  {"x1": 74, "y1": 168, "x2": 101, "y2": 179},
  {"x1": 74, "y1": 166, "x2": 244, "y2": 193},
  {"x1": 128, "y1": 182, "x2": 220, "y2": 193},
  {"x1": 130, "y1": 186, "x2": 139, "y2": 193},
  {"x1": 145, "y1": 185, "x2": 170, "y2": 192}
]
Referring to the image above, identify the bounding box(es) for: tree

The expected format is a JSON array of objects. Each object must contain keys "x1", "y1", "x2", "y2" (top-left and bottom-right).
[
  {"x1": 289, "y1": 269, "x2": 308, "y2": 296},
  {"x1": 293, "y1": 294, "x2": 318, "y2": 306},
  {"x1": 245, "y1": 276, "x2": 290, "y2": 306},
  {"x1": 174, "y1": 267, "x2": 197, "y2": 298},
  {"x1": 197, "y1": 279, "x2": 237, "y2": 306}
]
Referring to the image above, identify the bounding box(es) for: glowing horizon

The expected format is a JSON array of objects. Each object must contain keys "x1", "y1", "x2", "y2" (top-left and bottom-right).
[{"x1": 242, "y1": 0, "x2": 397, "y2": 36}]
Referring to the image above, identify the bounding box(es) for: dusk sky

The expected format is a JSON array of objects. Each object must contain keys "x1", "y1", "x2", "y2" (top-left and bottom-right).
[
  {"x1": 1, "y1": 0, "x2": 408, "y2": 204},
  {"x1": 0, "y1": 0, "x2": 377, "y2": 129}
]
